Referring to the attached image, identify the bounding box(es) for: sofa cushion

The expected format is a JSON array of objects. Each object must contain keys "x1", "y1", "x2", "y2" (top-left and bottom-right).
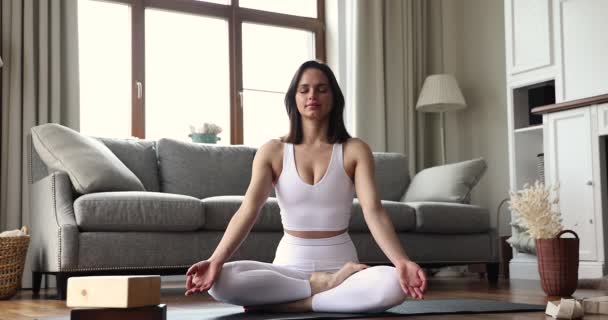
[
  {"x1": 202, "y1": 196, "x2": 417, "y2": 232},
  {"x1": 406, "y1": 202, "x2": 489, "y2": 233},
  {"x1": 96, "y1": 137, "x2": 160, "y2": 192},
  {"x1": 402, "y1": 158, "x2": 487, "y2": 203},
  {"x1": 31, "y1": 123, "x2": 145, "y2": 194},
  {"x1": 350, "y1": 199, "x2": 416, "y2": 232},
  {"x1": 202, "y1": 196, "x2": 282, "y2": 231},
  {"x1": 74, "y1": 192, "x2": 204, "y2": 232},
  {"x1": 157, "y1": 139, "x2": 256, "y2": 198},
  {"x1": 362, "y1": 153, "x2": 410, "y2": 201}
]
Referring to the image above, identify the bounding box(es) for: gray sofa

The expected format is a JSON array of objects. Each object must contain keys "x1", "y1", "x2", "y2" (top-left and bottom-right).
[{"x1": 28, "y1": 124, "x2": 497, "y2": 299}]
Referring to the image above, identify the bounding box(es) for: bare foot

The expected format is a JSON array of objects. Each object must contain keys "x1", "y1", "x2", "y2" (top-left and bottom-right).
[
  {"x1": 243, "y1": 263, "x2": 367, "y2": 314},
  {"x1": 309, "y1": 261, "x2": 368, "y2": 295},
  {"x1": 244, "y1": 297, "x2": 312, "y2": 313}
]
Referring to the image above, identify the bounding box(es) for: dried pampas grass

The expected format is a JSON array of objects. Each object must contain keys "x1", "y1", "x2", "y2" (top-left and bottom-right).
[{"x1": 509, "y1": 181, "x2": 562, "y2": 239}]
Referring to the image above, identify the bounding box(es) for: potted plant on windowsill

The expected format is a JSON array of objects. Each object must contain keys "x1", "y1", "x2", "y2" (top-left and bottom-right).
[
  {"x1": 189, "y1": 123, "x2": 222, "y2": 144},
  {"x1": 509, "y1": 181, "x2": 579, "y2": 297}
]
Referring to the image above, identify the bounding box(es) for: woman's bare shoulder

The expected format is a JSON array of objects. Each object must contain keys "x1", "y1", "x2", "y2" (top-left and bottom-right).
[
  {"x1": 256, "y1": 139, "x2": 284, "y2": 161},
  {"x1": 343, "y1": 138, "x2": 372, "y2": 157}
]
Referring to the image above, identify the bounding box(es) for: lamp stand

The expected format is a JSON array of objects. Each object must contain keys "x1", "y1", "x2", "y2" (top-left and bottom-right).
[{"x1": 440, "y1": 112, "x2": 447, "y2": 165}]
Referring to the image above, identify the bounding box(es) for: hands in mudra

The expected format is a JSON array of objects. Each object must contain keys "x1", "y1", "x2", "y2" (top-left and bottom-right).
[
  {"x1": 396, "y1": 260, "x2": 427, "y2": 299},
  {"x1": 185, "y1": 260, "x2": 222, "y2": 296},
  {"x1": 185, "y1": 258, "x2": 427, "y2": 300}
]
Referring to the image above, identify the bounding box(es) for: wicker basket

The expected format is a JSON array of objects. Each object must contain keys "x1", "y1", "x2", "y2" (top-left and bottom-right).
[
  {"x1": 0, "y1": 235, "x2": 30, "y2": 299},
  {"x1": 535, "y1": 230, "x2": 579, "y2": 297}
]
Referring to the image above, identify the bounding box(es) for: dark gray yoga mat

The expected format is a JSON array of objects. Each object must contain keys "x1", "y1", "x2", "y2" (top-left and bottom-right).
[
  {"x1": 43, "y1": 298, "x2": 546, "y2": 320},
  {"x1": 178, "y1": 299, "x2": 545, "y2": 319}
]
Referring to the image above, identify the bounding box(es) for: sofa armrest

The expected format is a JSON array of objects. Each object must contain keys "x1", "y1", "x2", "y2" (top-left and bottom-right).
[
  {"x1": 30, "y1": 171, "x2": 79, "y2": 271},
  {"x1": 405, "y1": 201, "x2": 499, "y2": 262}
]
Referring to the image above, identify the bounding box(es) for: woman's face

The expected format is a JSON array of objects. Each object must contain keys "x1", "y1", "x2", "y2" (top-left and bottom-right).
[{"x1": 295, "y1": 68, "x2": 333, "y2": 121}]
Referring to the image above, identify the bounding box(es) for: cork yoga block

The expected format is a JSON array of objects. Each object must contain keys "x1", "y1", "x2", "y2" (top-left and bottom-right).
[{"x1": 66, "y1": 275, "x2": 161, "y2": 308}]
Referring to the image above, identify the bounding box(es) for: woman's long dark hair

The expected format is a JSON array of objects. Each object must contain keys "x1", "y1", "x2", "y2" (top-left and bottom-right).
[{"x1": 282, "y1": 60, "x2": 351, "y2": 144}]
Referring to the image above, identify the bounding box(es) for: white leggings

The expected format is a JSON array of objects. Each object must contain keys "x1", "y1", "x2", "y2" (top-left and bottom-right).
[{"x1": 208, "y1": 232, "x2": 406, "y2": 313}]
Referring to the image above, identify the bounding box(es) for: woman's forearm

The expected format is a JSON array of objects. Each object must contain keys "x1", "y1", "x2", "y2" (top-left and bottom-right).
[
  {"x1": 366, "y1": 209, "x2": 411, "y2": 266},
  {"x1": 209, "y1": 205, "x2": 259, "y2": 264}
]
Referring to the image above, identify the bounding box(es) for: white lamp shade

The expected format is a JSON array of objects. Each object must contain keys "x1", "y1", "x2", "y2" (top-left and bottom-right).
[
  {"x1": 0, "y1": 56, "x2": 3, "y2": 68},
  {"x1": 416, "y1": 74, "x2": 466, "y2": 113}
]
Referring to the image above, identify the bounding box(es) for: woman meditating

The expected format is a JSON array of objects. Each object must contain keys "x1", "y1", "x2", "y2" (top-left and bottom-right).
[{"x1": 185, "y1": 60, "x2": 427, "y2": 313}]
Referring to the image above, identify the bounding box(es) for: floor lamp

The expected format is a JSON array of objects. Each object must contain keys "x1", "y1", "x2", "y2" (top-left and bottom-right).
[
  {"x1": 416, "y1": 74, "x2": 467, "y2": 164},
  {"x1": 416, "y1": 74, "x2": 467, "y2": 277}
]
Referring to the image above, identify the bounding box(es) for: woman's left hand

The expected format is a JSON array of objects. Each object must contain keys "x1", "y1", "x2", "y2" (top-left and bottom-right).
[{"x1": 396, "y1": 260, "x2": 427, "y2": 299}]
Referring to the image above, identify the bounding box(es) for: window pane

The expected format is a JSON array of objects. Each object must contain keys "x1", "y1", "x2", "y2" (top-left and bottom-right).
[
  {"x1": 78, "y1": 0, "x2": 131, "y2": 138},
  {"x1": 240, "y1": 0, "x2": 316, "y2": 18},
  {"x1": 242, "y1": 23, "x2": 314, "y2": 92},
  {"x1": 145, "y1": 9, "x2": 230, "y2": 144},
  {"x1": 243, "y1": 90, "x2": 289, "y2": 147},
  {"x1": 242, "y1": 23, "x2": 314, "y2": 146},
  {"x1": 196, "y1": 0, "x2": 231, "y2": 4}
]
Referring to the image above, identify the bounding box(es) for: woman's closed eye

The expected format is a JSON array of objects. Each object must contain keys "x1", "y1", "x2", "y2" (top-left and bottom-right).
[{"x1": 298, "y1": 85, "x2": 329, "y2": 94}]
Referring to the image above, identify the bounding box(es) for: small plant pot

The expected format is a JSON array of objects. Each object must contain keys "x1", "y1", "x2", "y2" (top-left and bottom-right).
[
  {"x1": 535, "y1": 230, "x2": 579, "y2": 297},
  {"x1": 190, "y1": 133, "x2": 221, "y2": 144}
]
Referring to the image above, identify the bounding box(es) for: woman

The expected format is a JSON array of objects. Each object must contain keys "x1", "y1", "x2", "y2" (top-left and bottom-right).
[{"x1": 185, "y1": 60, "x2": 427, "y2": 313}]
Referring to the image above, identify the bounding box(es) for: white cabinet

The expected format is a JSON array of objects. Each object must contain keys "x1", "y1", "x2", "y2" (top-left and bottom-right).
[
  {"x1": 505, "y1": 0, "x2": 608, "y2": 279},
  {"x1": 559, "y1": 0, "x2": 608, "y2": 101},
  {"x1": 511, "y1": 104, "x2": 607, "y2": 279},
  {"x1": 544, "y1": 107, "x2": 597, "y2": 261},
  {"x1": 597, "y1": 104, "x2": 608, "y2": 136},
  {"x1": 505, "y1": 0, "x2": 553, "y2": 75}
]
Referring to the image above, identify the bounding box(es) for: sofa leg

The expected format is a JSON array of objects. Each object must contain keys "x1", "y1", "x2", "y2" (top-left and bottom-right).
[
  {"x1": 32, "y1": 272, "x2": 43, "y2": 296},
  {"x1": 486, "y1": 262, "x2": 499, "y2": 285},
  {"x1": 56, "y1": 273, "x2": 69, "y2": 300}
]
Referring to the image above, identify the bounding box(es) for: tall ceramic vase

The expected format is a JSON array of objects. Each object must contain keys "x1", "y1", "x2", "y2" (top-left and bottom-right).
[{"x1": 535, "y1": 230, "x2": 579, "y2": 297}]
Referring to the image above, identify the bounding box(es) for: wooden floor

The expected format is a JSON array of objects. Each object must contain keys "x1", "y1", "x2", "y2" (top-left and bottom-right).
[{"x1": 1, "y1": 276, "x2": 607, "y2": 320}]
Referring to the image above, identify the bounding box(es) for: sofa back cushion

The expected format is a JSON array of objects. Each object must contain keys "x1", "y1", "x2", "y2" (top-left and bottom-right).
[
  {"x1": 31, "y1": 124, "x2": 145, "y2": 193},
  {"x1": 359, "y1": 153, "x2": 410, "y2": 201},
  {"x1": 202, "y1": 196, "x2": 282, "y2": 231},
  {"x1": 350, "y1": 199, "x2": 415, "y2": 232},
  {"x1": 96, "y1": 138, "x2": 160, "y2": 192},
  {"x1": 157, "y1": 138, "x2": 256, "y2": 198}
]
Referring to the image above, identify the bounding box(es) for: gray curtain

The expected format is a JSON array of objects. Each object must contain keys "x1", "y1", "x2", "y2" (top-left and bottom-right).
[
  {"x1": 347, "y1": 0, "x2": 427, "y2": 173},
  {"x1": 1, "y1": 0, "x2": 79, "y2": 286}
]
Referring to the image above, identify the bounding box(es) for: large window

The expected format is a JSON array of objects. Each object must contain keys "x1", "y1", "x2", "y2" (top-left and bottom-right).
[
  {"x1": 78, "y1": 1, "x2": 132, "y2": 138},
  {"x1": 78, "y1": 0, "x2": 324, "y2": 146}
]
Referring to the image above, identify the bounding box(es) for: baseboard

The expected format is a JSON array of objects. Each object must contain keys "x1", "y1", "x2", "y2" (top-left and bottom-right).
[
  {"x1": 509, "y1": 254, "x2": 540, "y2": 280},
  {"x1": 509, "y1": 253, "x2": 607, "y2": 279},
  {"x1": 20, "y1": 274, "x2": 57, "y2": 290},
  {"x1": 579, "y1": 262, "x2": 608, "y2": 278}
]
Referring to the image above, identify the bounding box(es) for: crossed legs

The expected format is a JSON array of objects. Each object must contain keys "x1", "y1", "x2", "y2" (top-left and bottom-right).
[{"x1": 208, "y1": 261, "x2": 406, "y2": 313}]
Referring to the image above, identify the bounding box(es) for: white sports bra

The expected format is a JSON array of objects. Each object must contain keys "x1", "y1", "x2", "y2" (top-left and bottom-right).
[{"x1": 275, "y1": 143, "x2": 355, "y2": 231}]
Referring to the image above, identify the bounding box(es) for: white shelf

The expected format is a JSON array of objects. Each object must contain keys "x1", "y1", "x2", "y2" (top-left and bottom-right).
[{"x1": 514, "y1": 124, "x2": 543, "y2": 134}]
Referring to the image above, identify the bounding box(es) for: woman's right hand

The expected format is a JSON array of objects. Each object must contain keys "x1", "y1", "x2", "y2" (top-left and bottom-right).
[{"x1": 185, "y1": 259, "x2": 223, "y2": 296}]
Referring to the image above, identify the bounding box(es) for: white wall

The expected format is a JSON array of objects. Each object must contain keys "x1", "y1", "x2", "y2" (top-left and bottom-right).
[{"x1": 429, "y1": 0, "x2": 511, "y2": 234}]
